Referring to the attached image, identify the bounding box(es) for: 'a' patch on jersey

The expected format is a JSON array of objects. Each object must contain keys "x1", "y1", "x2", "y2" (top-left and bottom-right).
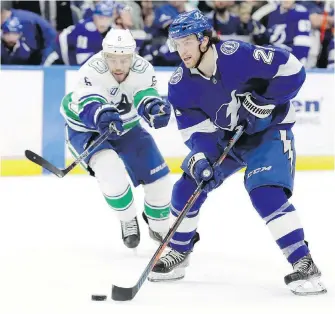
[
  {"x1": 170, "y1": 67, "x2": 183, "y2": 85},
  {"x1": 220, "y1": 41, "x2": 240, "y2": 55}
]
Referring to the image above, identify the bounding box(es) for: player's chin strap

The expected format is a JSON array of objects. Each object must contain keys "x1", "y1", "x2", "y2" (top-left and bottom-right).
[{"x1": 193, "y1": 42, "x2": 209, "y2": 69}]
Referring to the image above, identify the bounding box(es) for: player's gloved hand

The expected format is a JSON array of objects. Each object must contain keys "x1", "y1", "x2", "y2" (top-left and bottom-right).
[
  {"x1": 188, "y1": 153, "x2": 223, "y2": 193},
  {"x1": 138, "y1": 98, "x2": 171, "y2": 129},
  {"x1": 95, "y1": 106, "x2": 124, "y2": 140},
  {"x1": 236, "y1": 92, "x2": 275, "y2": 135}
]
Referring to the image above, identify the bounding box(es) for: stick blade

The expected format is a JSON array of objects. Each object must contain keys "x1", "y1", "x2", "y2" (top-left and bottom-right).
[
  {"x1": 25, "y1": 150, "x2": 65, "y2": 178},
  {"x1": 111, "y1": 285, "x2": 136, "y2": 301}
]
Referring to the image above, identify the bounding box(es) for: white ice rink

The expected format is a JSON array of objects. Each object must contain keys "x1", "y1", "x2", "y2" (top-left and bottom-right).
[{"x1": 0, "y1": 171, "x2": 334, "y2": 314}]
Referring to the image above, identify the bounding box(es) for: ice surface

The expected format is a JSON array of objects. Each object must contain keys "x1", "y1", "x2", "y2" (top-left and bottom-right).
[{"x1": 0, "y1": 172, "x2": 334, "y2": 314}]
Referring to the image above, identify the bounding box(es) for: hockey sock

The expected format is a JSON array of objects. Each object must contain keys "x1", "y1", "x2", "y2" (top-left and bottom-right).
[
  {"x1": 169, "y1": 174, "x2": 207, "y2": 252},
  {"x1": 104, "y1": 185, "x2": 137, "y2": 221},
  {"x1": 250, "y1": 186, "x2": 309, "y2": 264}
]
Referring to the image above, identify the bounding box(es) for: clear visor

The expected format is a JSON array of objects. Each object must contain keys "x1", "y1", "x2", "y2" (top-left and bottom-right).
[
  {"x1": 167, "y1": 37, "x2": 178, "y2": 53},
  {"x1": 167, "y1": 35, "x2": 200, "y2": 53}
]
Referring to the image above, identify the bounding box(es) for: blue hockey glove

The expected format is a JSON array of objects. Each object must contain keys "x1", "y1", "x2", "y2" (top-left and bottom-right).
[
  {"x1": 138, "y1": 98, "x2": 171, "y2": 129},
  {"x1": 237, "y1": 92, "x2": 275, "y2": 135},
  {"x1": 187, "y1": 153, "x2": 223, "y2": 193},
  {"x1": 95, "y1": 106, "x2": 124, "y2": 140}
]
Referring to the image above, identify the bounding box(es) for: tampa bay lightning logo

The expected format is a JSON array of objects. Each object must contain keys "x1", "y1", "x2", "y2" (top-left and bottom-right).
[
  {"x1": 220, "y1": 41, "x2": 240, "y2": 55},
  {"x1": 214, "y1": 90, "x2": 241, "y2": 131},
  {"x1": 169, "y1": 67, "x2": 183, "y2": 85}
]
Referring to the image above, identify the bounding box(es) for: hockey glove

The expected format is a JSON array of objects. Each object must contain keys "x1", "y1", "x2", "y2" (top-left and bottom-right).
[
  {"x1": 138, "y1": 98, "x2": 171, "y2": 129},
  {"x1": 237, "y1": 92, "x2": 275, "y2": 135},
  {"x1": 188, "y1": 153, "x2": 223, "y2": 193},
  {"x1": 95, "y1": 106, "x2": 124, "y2": 140}
]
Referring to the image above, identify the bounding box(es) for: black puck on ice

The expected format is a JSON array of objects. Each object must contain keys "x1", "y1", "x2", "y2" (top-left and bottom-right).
[{"x1": 91, "y1": 294, "x2": 107, "y2": 301}]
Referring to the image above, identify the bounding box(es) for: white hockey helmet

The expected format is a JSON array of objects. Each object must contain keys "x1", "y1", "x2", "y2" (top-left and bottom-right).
[{"x1": 102, "y1": 28, "x2": 136, "y2": 56}]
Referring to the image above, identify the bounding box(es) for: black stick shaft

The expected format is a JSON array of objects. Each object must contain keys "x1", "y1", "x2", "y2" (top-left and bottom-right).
[
  {"x1": 25, "y1": 128, "x2": 114, "y2": 178},
  {"x1": 112, "y1": 124, "x2": 245, "y2": 301}
]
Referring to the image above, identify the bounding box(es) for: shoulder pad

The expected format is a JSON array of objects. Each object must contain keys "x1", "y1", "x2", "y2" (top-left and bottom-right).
[
  {"x1": 219, "y1": 40, "x2": 240, "y2": 56},
  {"x1": 169, "y1": 66, "x2": 183, "y2": 85}
]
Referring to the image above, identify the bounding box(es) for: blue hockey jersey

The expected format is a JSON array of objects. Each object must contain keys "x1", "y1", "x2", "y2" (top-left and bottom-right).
[
  {"x1": 168, "y1": 40, "x2": 305, "y2": 154},
  {"x1": 1, "y1": 9, "x2": 56, "y2": 65},
  {"x1": 56, "y1": 17, "x2": 107, "y2": 65},
  {"x1": 254, "y1": 3, "x2": 312, "y2": 64},
  {"x1": 206, "y1": 11, "x2": 244, "y2": 36}
]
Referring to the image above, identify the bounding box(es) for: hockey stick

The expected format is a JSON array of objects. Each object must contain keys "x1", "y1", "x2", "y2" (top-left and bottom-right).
[
  {"x1": 25, "y1": 123, "x2": 120, "y2": 178},
  {"x1": 111, "y1": 124, "x2": 245, "y2": 301}
]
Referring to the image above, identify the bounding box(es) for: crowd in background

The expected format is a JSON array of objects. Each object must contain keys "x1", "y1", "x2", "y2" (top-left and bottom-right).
[{"x1": 1, "y1": 0, "x2": 334, "y2": 68}]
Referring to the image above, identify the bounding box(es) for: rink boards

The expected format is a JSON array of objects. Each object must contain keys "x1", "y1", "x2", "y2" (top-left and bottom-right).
[{"x1": 1, "y1": 66, "x2": 334, "y2": 176}]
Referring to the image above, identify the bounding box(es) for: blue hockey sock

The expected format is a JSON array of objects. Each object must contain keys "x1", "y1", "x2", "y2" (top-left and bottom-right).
[
  {"x1": 250, "y1": 186, "x2": 309, "y2": 264},
  {"x1": 169, "y1": 174, "x2": 207, "y2": 252}
]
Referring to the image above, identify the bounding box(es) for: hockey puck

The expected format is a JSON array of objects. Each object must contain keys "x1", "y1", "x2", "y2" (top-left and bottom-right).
[{"x1": 91, "y1": 294, "x2": 107, "y2": 301}]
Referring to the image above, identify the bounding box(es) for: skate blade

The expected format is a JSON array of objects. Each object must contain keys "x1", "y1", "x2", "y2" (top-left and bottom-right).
[
  {"x1": 148, "y1": 268, "x2": 185, "y2": 282},
  {"x1": 288, "y1": 277, "x2": 327, "y2": 296}
]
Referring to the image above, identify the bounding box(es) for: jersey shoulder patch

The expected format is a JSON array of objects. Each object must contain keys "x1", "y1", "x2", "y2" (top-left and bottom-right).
[
  {"x1": 131, "y1": 56, "x2": 150, "y2": 73},
  {"x1": 169, "y1": 67, "x2": 183, "y2": 85},
  {"x1": 220, "y1": 41, "x2": 240, "y2": 55},
  {"x1": 87, "y1": 58, "x2": 108, "y2": 74}
]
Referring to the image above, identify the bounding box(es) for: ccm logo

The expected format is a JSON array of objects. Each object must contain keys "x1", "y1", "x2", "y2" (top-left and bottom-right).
[{"x1": 247, "y1": 166, "x2": 272, "y2": 178}]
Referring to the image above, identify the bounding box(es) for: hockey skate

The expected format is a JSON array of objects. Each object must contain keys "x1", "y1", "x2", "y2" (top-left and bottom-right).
[
  {"x1": 284, "y1": 254, "x2": 327, "y2": 295},
  {"x1": 148, "y1": 232, "x2": 200, "y2": 282},
  {"x1": 148, "y1": 248, "x2": 191, "y2": 282},
  {"x1": 142, "y1": 211, "x2": 166, "y2": 244},
  {"x1": 120, "y1": 217, "x2": 140, "y2": 249}
]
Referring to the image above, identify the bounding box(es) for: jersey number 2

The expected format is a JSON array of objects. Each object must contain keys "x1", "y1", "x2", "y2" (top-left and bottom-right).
[{"x1": 253, "y1": 48, "x2": 274, "y2": 65}]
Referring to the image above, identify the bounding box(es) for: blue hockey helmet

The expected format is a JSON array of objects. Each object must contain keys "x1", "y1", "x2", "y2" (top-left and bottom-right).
[
  {"x1": 168, "y1": 9, "x2": 213, "y2": 52},
  {"x1": 1, "y1": 16, "x2": 23, "y2": 34},
  {"x1": 93, "y1": 1, "x2": 114, "y2": 17}
]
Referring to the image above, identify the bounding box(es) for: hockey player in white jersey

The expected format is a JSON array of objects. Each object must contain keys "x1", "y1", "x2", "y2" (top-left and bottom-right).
[{"x1": 60, "y1": 29, "x2": 172, "y2": 249}]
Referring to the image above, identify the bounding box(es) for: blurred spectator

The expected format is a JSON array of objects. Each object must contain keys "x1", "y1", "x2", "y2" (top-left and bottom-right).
[
  {"x1": 82, "y1": 1, "x2": 144, "y2": 29},
  {"x1": 299, "y1": 1, "x2": 334, "y2": 68},
  {"x1": 327, "y1": 37, "x2": 334, "y2": 68},
  {"x1": 11, "y1": 0, "x2": 77, "y2": 32},
  {"x1": 252, "y1": 1, "x2": 312, "y2": 66},
  {"x1": 53, "y1": 1, "x2": 114, "y2": 65},
  {"x1": 1, "y1": 7, "x2": 57, "y2": 65},
  {"x1": 205, "y1": 1, "x2": 264, "y2": 42},
  {"x1": 137, "y1": 0, "x2": 155, "y2": 30},
  {"x1": 141, "y1": 1, "x2": 192, "y2": 66},
  {"x1": 152, "y1": 0, "x2": 188, "y2": 38}
]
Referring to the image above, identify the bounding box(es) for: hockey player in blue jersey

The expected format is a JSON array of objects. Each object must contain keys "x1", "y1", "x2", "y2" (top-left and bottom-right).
[
  {"x1": 148, "y1": 10, "x2": 326, "y2": 296},
  {"x1": 252, "y1": 1, "x2": 312, "y2": 66},
  {"x1": 55, "y1": 2, "x2": 114, "y2": 65},
  {"x1": 1, "y1": 8, "x2": 56, "y2": 65}
]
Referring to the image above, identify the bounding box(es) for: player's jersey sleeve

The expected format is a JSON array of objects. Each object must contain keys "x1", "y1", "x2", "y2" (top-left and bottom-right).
[
  {"x1": 131, "y1": 57, "x2": 162, "y2": 112},
  {"x1": 60, "y1": 56, "x2": 114, "y2": 132},
  {"x1": 220, "y1": 40, "x2": 306, "y2": 105},
  {"x1": 168, "y1": 67, "x2": 219, "y2": 158},
  {"x1": 57, "y1": 24, "x2": 79, "y2": 65},
  {"x1": 290, "y1": 7, "x2": 312, "y2": 64}
]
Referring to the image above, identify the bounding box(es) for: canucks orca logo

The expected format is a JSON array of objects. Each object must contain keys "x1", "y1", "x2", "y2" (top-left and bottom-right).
[
  {"x1": 170, "y1": 67, "x2": 183, "y2": 85},
  {"x1": 220, "y1": 41, "x2": 240, "y2": 55}
]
